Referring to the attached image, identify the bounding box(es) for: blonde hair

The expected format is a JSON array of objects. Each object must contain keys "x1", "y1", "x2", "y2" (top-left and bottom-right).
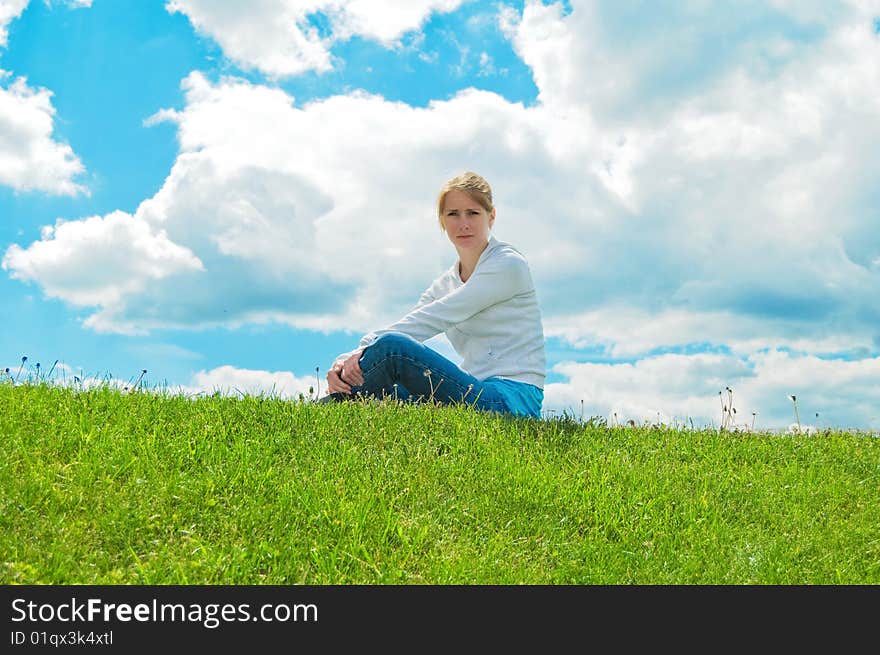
[{"x1": 437, "y1": 171, "x2": 494, "y2": 231}]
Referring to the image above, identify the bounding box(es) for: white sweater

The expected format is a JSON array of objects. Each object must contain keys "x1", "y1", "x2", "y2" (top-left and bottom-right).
[{"x1": 335, "y1": 235, "x2": 546, "y2": 388}]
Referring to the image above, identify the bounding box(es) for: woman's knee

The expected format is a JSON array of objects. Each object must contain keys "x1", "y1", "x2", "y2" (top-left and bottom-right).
[{"x1": 367, "y1": 332, "x2": 419, "y2": 355}]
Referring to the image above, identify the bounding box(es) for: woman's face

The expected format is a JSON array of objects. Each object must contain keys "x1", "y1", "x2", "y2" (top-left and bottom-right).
[{"x1": 441, "y1": 189, "x2": 495, "y2": 255}]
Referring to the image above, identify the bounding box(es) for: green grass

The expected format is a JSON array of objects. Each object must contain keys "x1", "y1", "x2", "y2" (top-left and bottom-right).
[{"x1": 1, "y1": 382, "x2": 878, "y2": 584}]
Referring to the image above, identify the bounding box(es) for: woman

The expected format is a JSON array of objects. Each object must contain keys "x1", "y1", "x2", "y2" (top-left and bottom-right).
[{"x1": 322, "y1": 171, "x2": 545, "y2": 418}]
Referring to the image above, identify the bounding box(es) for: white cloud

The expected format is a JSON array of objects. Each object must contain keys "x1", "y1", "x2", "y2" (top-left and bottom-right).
[
  {"x1": 476, "y1": 51, "x2": 495, "y2": 77},
  {"x1": 165, "y1": 0, "x2": 465, "y2": 78},
  {"x1": 6, "y1": 12, "x2": 880, "y2": 345},
  {"x1": 329, "y1": 0, "x2": 463, "y2": 45},
  {"x1": 545, "y1": 350, "x2": 880, "y2": 431},
  {"x1": 0, "y1": 72, "x2": 86, "y2": 195},
  {"x1": 0, "y1": 360, "x2": 318, "y2": 401},
  {"x1": 546, "y1": 351, "x2": 753, "y2": 427},
  {"x1": 165, "y1": 0, "x2": 333, "y2": 77},
  {"x1": 179, "y1": 364, "x2": 319, "y2": 399},
  {"x1": 0, "y1": 359, "x2": 314, "y2": 399},
  {"x1": 545, "y1": 306, "x2": 877, "y2": 359},
  {"x1": 0, "y1": 361, "x2": 132, "y2": 390},
  {"x1": 4, "y1": 72, "x2": 574, "y2": 336},
  {"x1": 0, "y1": 0, "x2": 28, "y2": 48},
  {"x1": 2, "y1": 210, "x2": 203, "y2": 327},
  {"x1": 505, "y1": 0, "x2": 880, "y2": 119},
  {"x1": 0, "y1": 2, "x2": 93, "y2": 195}
]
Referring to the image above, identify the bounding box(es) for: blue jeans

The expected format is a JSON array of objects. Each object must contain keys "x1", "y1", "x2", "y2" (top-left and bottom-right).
[{"x1": 331, "y1": 332, "x2": 543, "y2": 419}]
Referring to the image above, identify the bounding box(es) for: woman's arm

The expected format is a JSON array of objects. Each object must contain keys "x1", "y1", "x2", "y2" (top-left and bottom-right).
[
  {"x1": 325, "y1": 282, "x2": 438, "y2": 394},
  {"x1": 359, "y1": 252, "x2": 529, "y2": 347}
]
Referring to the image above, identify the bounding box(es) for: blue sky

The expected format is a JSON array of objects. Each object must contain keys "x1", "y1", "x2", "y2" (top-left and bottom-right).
[{"x1": 2, "y1": 0, "x2": 879, "y2": 430}]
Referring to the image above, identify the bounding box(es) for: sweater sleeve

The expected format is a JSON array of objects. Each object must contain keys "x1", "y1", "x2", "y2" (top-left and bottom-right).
[
  {"x1": 330, "y1": 281, "x2": 439, "y2": 370},
  {"x1": 357, "y1": 252, "x2": 529, "y2": 349}
]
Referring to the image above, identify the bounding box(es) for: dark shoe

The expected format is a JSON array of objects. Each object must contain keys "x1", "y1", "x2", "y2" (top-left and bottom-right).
[{"x1": 317, "y1": 392, "x2": 348, "y2": 404}]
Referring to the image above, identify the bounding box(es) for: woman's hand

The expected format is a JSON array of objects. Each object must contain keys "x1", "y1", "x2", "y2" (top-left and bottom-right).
[{"x1": 326, "y1": 349, "x2": 364, "y2": 394}]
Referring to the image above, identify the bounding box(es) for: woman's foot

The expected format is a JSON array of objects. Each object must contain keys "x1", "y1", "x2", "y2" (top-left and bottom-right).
[{"x1": 316, "y1": 392, "x2": 349, "y2": 404}]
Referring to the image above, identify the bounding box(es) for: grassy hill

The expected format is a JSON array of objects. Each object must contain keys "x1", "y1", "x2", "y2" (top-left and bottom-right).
[{"x1": 2, "y1": 383, "x2": 878, "y2": 584}]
